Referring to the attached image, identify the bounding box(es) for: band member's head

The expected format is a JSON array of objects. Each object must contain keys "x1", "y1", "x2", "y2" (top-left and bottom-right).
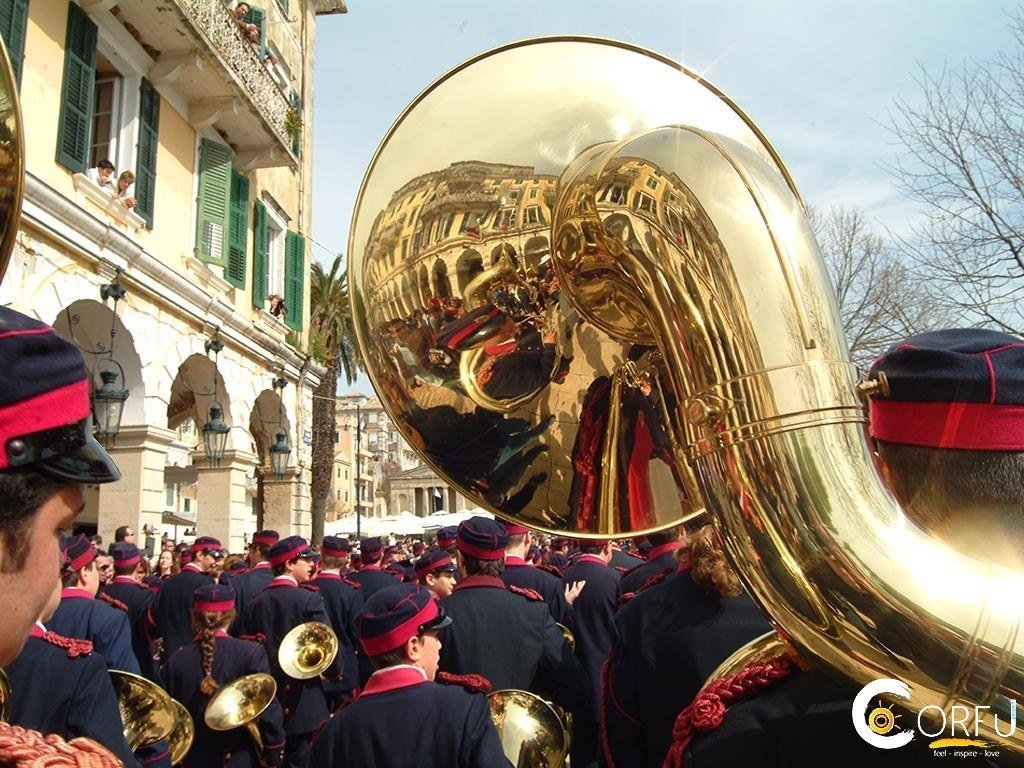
[
  {"x1": 503, "y1": 521, "x2": 531, "y2": 555},
  {"x1": 415, "y1": 550, "x2": 457, "y2": 598},
  {"x1": 360, "y1": 537, "x2": 384, "y2": 565},
  {"x1": 0, "y1": 308, "x2": 120, "y2": 665},
  {"x1": 191, "y1": 536, "x2": 226, "y2": 574},
  {"x1": 577, "y1": 538, "x2": 613, "y2": 563},
  {"x1": 192, "y1": 584, "x2": 237, "y2": 694},
  {"x1": 436, "y1": 527, "x2": 457, "y2": 553},
  {"x1": 249, "y1": 529, "x2": 279, "y2": 566},
  {"x1": 112, "y1": 542, "x2": 144, "y2": 582},
  {"x1": 268, "y1": 535, "x2": 316, "y2": 582},
  {"x1": 320, "y1": 536, "x2": 350, "y2": 571},
  {"x1": 455, "y1": 517, "x2": 508, "y2": 578},
  {"x1": 869, "y1": 329, "x2": 1024, "y2": 568},
  {"x1": 60, "y1": 534, "x2": 99, "y2": 596},
  {"x1": 357, "y1": 583, "x2": 451, "y2": 679}
]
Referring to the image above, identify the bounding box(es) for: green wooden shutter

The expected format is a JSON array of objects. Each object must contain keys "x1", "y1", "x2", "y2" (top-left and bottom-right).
[
  {"x1": 56, "y1": 4, "x2": 96, "y2": 173},
  {"x1": 135, "y1": 78, "x2": 159, "y2": 228},
  {"x1": 284, "y1": 230, "x2": 304, "y2": 331},
  {"x1": 279, "y1": 0, "x2": 289, "y2": 15},
  {"x1": 226, "y1": 170, "x2": 249, "y2": 288},
  {"x1": 243, "y1": 6, "x2": 267, "y2": 56},
  {"x1": 0, "y1": 0, "x2": 29, "y2": 88},
  {"x1": 252, "y1": 200, "x2": 268, "y2": 308},
  {"x1": 195, "y1": 138, "x2": 232, "y2": 265}
]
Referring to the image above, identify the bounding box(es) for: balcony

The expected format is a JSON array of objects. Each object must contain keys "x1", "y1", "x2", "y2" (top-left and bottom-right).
[
  {"x1": 88, "y1": 0, "x2": 297, "y2": 169},
  {"x1": 419, "y1": 190, "x2": 499, "y2": 218}
]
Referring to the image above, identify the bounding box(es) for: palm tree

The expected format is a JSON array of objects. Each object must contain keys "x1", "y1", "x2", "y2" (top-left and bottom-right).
[{"x1": 309, "y1": 254, "x2": 361, "y2": 546}]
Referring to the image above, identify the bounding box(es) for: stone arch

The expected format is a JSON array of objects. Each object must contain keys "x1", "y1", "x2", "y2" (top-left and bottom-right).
[
  {"x1": 417, "y1": 263, "x2": 430, "y2": 305},
  {"x1": 432, "y1": 257, "x2": 452, "y2": 299},
  {"x1": 51, "y1": 299, "x2": 147, "y2": 427},
  {"x1": 523, "y1": 235, "x2": 550, "y2": 275},
  {"x1": 249, "y1": 389, "x2": 292, "y2": 465},
  {"x1": 167, "y1": 353, "x2": 234, "y2": 447},
  {"x1": 456, "y1": 249, "x2": 483, "y2": 294}
]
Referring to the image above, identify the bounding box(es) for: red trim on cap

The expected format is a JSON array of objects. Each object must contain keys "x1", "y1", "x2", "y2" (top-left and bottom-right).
[
  {"x1": 504, "y1": 523, "x2": 529, "y2": 536},
  {"x1": 66, "y1": 547, "x2": 95, "y2": 573},
  {"x1": 195, "y1": 599, "x2": 235, "y2": 613},
  {"x1": 415, "y1": 554, "x2": 452, "y2": 576},
  {"x1": 457, "y1": 533, "x2": 505, "y2": 560},
  {"x1": 870, "y1": 400, "x2": 1024, "y2": 450},
  {"x1": 360, "y1": 599, "x2": 439, "y2": 656},
  {"x1": 321, "y1": 546, "x2": 348, "y2": 558},
  {"x1": 268, "y1": 543, "x2": 306, "y2": 566},
  {"x1": 253, "y1": 534, "x2": 279, "y2": 546},
  {"x1": 0, "y1": 379, "x2": 91, "y2": 470},
  {"x1": 113, "y1": 553, "x2": 141, "y2": 568}
]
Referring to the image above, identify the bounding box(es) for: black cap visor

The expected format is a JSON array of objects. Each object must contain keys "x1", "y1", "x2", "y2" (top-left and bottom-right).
[{"x1": 7, "y1": 417, "x2": 121, "y2": 484}]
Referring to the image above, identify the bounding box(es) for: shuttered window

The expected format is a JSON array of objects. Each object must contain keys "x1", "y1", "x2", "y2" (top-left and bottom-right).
[
  {"x1": 195, "y1": 139, "x2": 232, "y2": 266},
  {"x1": 135, "y1": 78, "x2": 159, "y2": 228},
  {"x1": 226, "y1": 171, "x2": 249, "y2": 288},
  {"x1": 252, "y1": 200, "x2": 268, "y2": 308},
  {"x1": 56, "y1": 3, "x2": 96, "y2": 173},
  {"x1": 284, "y1": 230, "x2": 304, "y2": 331},
  {"x1": 0, "y1": 0, "x2": 29, "y2": 88}
]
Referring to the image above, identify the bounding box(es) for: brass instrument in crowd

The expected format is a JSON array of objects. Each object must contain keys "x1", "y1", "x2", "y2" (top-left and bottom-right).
[
  {"x1": 205, "y1": 673, "x2": 278, "y2": 752},
  {"x1": 0, "y1": 669, "x2": 9, "y2": 723},
  {"x1": 349, "y1": 37, "x2": 1024, "y2": 752},
  {"x1": 167, "y1": 700, "x2": 195, "y2": 766},
  {"x1": 488, "y1": 690, "x2": 569, "y2": 767},
  {"x1": 0, "y1": 34, "x2": 22, "y2": 286},
  {"x1": 109, "y1": 670, "x2": 178, "y2": 751},
  {"x1": 555, "y1": 623, "x2": 575, "y2": 653},
  {"x1": 278, "y1": 622, "x2": 338, "y2": 680}
]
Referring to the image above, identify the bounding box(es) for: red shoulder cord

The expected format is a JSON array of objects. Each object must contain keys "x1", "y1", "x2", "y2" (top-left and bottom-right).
[
  {"x1": 662, "y1": 654, "x2": 794, "y2": 768},
  {"x1": 435, "y1": 671, "x2": 492, "y2": 693},
  {"x1": 0, "y1": 723, "x2": 121, "y2": 768},
  {"x1": 41, "y1": 632, "x2": 93, "y2": 658}
]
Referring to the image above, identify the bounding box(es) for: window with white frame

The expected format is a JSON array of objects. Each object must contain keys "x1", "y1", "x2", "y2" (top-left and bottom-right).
[{"x1": 265, "y1": 203, "x2": 287, "y2": 300}]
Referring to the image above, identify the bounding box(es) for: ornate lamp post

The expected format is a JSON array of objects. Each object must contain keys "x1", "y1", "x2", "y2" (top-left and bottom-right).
[
  {"x1": 201, "y1": 337, "x2": 230, "y2": 466},
  {"x1": 269, "y1": 376, "x2": 291, "y2": 479},
  {"x1": 93, "y1": 275, "x2": 129, "y2": 443}
]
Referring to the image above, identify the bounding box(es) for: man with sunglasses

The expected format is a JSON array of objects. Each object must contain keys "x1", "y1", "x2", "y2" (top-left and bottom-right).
[
  {"x1": 238, "y1": 535, "x2": 341, "y2": 768},
  {"x1": 310, "y1": 583, "x2": 512, "y2": 768},
  {"x1": 148, "y1": 535, "x2": 222, "y2": 661}
]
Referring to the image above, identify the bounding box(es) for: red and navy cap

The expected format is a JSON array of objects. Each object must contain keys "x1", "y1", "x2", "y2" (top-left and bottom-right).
[
  {"x1": 0, "y1": 307, "x2": 120, "y2": 484},
  {"x1": 504, "y1": 520, "x2": 530, "y2": 536},
  {"x1": 267, "y1": 535, "x2": 313, "y2": 566},
  {"x1": 192, "y1": 536, "x2": 224, "y2": 557},
  {"x1": 111, "y1": 542, "x2": 141, "y2": 568},
  {"x1": 412, "y1": 541, "x2": 425, "y2": 556},
  {"x1": 414, "y1": 550, "x2": 455, "y2": 580},
  {"x1": 360, "y1": 537, "x2": 383, "y2": 559},
  {"x1": 61, "y1": 534, "x2": 95, "y2": 572},
  {"x1": 869, "y1": 329, "x2": 1024, "y2": 450},
  {"x1": 193, "y1": 584, "x2": 236, "y2": 613},
  {"x1": 321, "y1": 536, "x2": 350, "y2": 557},
  {"x1": 457, "y1": 517, "x2": 508, "y2": 560},
  {"x1": 252, "y1": 530, "x2": 280, "y2": 547},
  {"x1": 357, "y1": 583, "x2": 452, "y2": 656},
  {"x1": 437, "y1": 527, "x2": 457, "y2": 547}
]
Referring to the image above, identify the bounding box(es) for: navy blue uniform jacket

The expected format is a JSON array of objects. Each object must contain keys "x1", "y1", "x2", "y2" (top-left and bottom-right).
[
  {"x1": 439, "y1": 575, "x2": 590, "y2": 714},
  {"x1": 4, "y1": 626, "x2": 138, "y2": 767},
  {"x1": 165, "y1": 632, "x2": 286, "y2": 768},
  {"x1": 500, "y1": 555, "x2": 573, "y2": 628},
  {"x1": 346, "y1": 565, "x2": 400, "y2": 601},
  {"x1": 101, "y1": 577, "x2": 158, "y2": 680},
  {"x1": 308, "y1": 571, "x2": 363, "y2": 695},
  {"x1": 151, "y1": 565, "x2": 215, "y2": 659},
  {"x1": 603, "y1": 570, "x2": 770, "y2": 768},
  {"x1": 609, "y1": 549, "x2": 644, "y2": 573},
  {"x1": 238, "y1": 578, "x2": 341, "y2": 736},
  {"x1": 48, "y1": 587, "x2": 141, "y2": 675},
  {"x1": 618, "y1": 542, "x2": 681, "y2": 596},
  {"x1": 310, "y1": 667, "x2": 512, "y2": 768},
  {"x1": 227, "y1": 564, "x2": 274, "y2": 634},
  {"x1": 562, "y1": 556, "x2": 620, "y2": 718}
]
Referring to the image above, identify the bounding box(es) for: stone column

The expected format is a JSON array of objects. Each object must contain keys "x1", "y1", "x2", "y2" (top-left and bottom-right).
[
  {"x1": 262, "y1": 466, "x2": 306, "y2": 539},
  {"x1": 193, "y1": 449, "x2": 258, "y2": 553},
  {"x1": 97, "y1": 425, "x2": 176, "y2": 555},
  {"x1": 414, "y1": 487, "x2": 424, "y2": 517},
  {"x1": 448, "y1": 487, "x2": 457, "y2": 514}
]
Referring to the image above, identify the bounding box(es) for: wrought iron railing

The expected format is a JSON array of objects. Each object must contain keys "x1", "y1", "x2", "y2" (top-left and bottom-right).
[{"x1": 173, "y1": 0, "x2": 294, "y2": 154}]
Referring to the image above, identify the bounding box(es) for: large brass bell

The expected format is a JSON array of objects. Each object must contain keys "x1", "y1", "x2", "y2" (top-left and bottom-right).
[
  {"x1": 488, "y1": 689, "x2": 569, "y2": 767},
  {"x1": 204, "y1": 673, "x2": 277, "y2": 752},
  {"x1": 109, "y1": 670, "x2": 178, "y2": 751},
  {"x1": 167, "y1": 700, "x2": 195, "y2": 766},
  {"x1": 0, "y1": 669, "x2": 10, "y2": 723},
  {"x1": 278, "y1": 622, "x2": 338, "y2": 680}
]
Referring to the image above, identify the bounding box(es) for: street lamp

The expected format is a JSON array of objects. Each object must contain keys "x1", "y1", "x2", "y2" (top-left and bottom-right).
[
  {"x1": 201, "y1": 337, "x2": 230, "y2": 466},
  {"x1": 269, "y1": 375, "x2": 291, "y2": 479},
  {"x1": 344, "y1": 404, "x2": 368, "y2": 541},
  {"x1": 93, "y1": 275, "x2": 129, "y2": 443}
]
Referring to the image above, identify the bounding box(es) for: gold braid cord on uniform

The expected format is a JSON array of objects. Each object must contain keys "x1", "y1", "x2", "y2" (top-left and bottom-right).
[{"x1": 0, "y1": 723, "x2": 122, "y2": 768}]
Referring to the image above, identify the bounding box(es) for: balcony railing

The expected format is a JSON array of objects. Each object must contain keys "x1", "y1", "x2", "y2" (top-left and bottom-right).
[{"x1": 172, "y1": 0, "x2": 293, "y2": 154}]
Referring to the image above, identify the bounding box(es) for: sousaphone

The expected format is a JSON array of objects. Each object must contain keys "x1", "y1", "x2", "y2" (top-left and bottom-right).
[
  {"x1": 488, "y1": 689, "x2": 569, "y2": 767},
  {"x1": 349, "y1": 37, "x2": 1024, "y2": 753}
]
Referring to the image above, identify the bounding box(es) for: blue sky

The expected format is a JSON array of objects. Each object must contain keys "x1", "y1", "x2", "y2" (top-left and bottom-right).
[{"x1": 310, "y1": 0, "x2": 1020, "y2": 392}]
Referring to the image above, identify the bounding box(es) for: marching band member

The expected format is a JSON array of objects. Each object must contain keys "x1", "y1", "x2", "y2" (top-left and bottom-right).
[
  {"x1": 414, "y1": 549, "x2": 458, "y2": 599},
  {"x1": 500, "y1": 521, "x2": 574, "y2": 627},
  {"x1": 310, "y1": 583, "x2": 512, "y2": 768},
  {"x1": 347, "y1": 537, "x2": 401, "y2": 598},
  {"x1": 164, "y1": 584, "x2": 285, "y2": 768},
  {"x1": 101, "y1": 542, "x2": 159, "y2": 680},
  {"x1": 151, "y1": 537, "x2": 223, "y2": 660},
  {"x1": 309, "y1": 535, "x2": 362, "y2": 709}
]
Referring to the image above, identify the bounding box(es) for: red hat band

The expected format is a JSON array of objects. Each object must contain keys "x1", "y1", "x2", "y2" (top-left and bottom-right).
[{"x1": 360, "y1": 599, "x2": 438, "y2": 657}]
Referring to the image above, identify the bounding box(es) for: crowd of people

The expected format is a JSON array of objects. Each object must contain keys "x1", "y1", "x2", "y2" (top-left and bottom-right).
[{"x1": 0, "y1": 305, "x2": 1020, "y2": 768}]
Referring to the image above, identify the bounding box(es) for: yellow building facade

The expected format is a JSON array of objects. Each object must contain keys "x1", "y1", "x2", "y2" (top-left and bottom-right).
[{"x1": 0, "y1": 0, "x2": 344, "y2": 552}]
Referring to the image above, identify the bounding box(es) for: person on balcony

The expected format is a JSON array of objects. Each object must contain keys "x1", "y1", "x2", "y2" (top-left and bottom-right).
[
  {"x1": 85, "y1": 159, "x2": 115, "y2": 190},
  {"x1": 114, "y1": 171, "x2": 136, "y2": 209}
]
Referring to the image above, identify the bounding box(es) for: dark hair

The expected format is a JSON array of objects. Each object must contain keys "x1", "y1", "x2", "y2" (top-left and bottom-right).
[
  {"x1": 647, "y1": 526, "x2": 682, "y2": 547},
  {"x1": 460, "y1": 553, "x2": 503, "y2": 578},
  {"x1": 0, "y1": 470, "x2": 67, "y2": 574},
  {"x1": 113, "y1": 562, "x2": 138, "y2": 578},
  {"x1": 362, "y1": 550, "x2": 382, "y2": 565},
  {"x1": 877, "y1": 441, "x2": 1024, "y2": 532},
  {"x1": 579, "y1": 543, "x2": 605, "y2": 555},
  {"x1": 250, "y1": 540, "x2": 273, "y2": 559},
  {"x1": 61, "y1": 558, "x2": 94, "y2": 588},
  {"x1": 367, "y1": 629, "x2": 433, "y2": 670},
  {"x1": 688, "y1": 526, "x2": 742, "y2": 598},
  {"x1": 114, "y1": 525, "x2": 131, "y2": 542},
  {"x1": 192, "y1": 609, "x2": 235, "y2": 695},
  {"x1": 97, "y1": 159, "x2": 114, "y2": 171}
]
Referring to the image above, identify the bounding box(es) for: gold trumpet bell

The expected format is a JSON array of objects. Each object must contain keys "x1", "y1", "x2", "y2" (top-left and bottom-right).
[
  {"x1": 167, "y1": 700, "x2": 195, "y2": 766},
  {"x1": 204, "y1": 673, "x2": 277, "y2": 752},
  {"x1": 278, "y1": 622, "x2": 338, "y2": 680},
  {"x1": 488, "y1": 690, "x2": 569, "y2": 768},
  {"x1": 109, "y1": 670, "x2": 178, "y2": 751}
]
